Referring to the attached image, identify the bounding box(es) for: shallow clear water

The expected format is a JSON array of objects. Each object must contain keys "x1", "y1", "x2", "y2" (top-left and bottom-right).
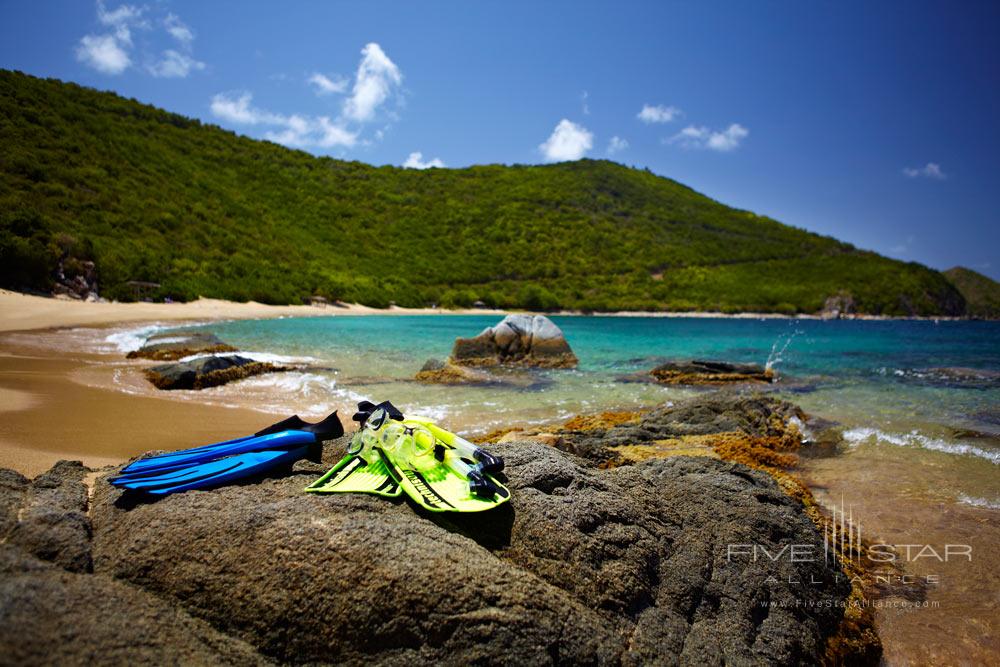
[{"x1": 170, "y1": 315, "x2": 999, "y2": 428}]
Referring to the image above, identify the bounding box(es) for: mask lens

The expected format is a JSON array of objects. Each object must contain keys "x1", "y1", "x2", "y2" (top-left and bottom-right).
[{"x1": 367, "y1": 407, "x2": 387, "y2": 431}]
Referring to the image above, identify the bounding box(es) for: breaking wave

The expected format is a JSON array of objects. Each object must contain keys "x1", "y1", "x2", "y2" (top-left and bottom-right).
[{"x1": 842, "y1": 427, "x2": 1000, "y2": 465}]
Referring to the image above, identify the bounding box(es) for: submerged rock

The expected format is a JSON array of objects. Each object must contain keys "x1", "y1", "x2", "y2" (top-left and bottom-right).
[
  {"x1": 127, "y1": 331, "x2": 237, "y2": 361},
  {"x1": 649, "y1": 359, "x2": 774, "y2": 385},
  {"x1": 414, "y1": 358, "x2": 552, "y2": 389},
  {"x1": 145, "y1": 355, "x2": 287, "y2": 390},
  {"x1": 414, "y1": 358, "x2": 499, "y2": 385},
  {"x1": 450, "y1": 314, "x2": 578, "y2": 368}
]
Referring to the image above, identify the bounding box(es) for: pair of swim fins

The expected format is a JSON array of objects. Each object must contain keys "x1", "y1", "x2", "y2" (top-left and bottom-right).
[
  {"x1": 306, "y1": 400, "x2": 510, "y2": 513},
  {"x1": 109, "y1": 412, "x2": 344, "y2": 495}
]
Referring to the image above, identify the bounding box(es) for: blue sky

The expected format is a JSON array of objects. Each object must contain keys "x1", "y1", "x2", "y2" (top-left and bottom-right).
[{"x1": 2, "y1": 1, "x2": 998, "y2": 278}]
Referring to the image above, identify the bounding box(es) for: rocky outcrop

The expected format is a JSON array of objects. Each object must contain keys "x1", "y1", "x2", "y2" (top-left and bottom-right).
[
  {"x1": 820, "y1": 292, "x2": 856, "y2": 319},
  {"x1": 128, "y1": 331, "x2": 238, "y2": 361},
  {"x1": 144, "y1": 355, "x2": 286, "y2": 390},
  {"x1": 85, "y1": 436, "x2": 849, "y2": 665},
  {"x1": 0, "y1": 545, "x2": 270, "y2": 665},
  {"x1": 52, "y1": 257, "x2": 99, "y2": 301},
  {"x1": 0, "y1": 389, "x2": 877, "y2": 665},
  {"x1": 414, "y1": 358, "x2": 551, "y2": 389},
  {"x1": 0, "y1": 460, "x2": 92, "y2": 573},
  {"x1": 450, "y1": 314, "x2": 578, "y2": 368},
  {"x1": 648, "y1": 359, "x2": 774, "y2": 385},
  {"x1": 552, "y1": 392, "x2": 803, "y2": 466},
  {"x1": 414, "y1": 358, "x2": 500, "y2": 385}
]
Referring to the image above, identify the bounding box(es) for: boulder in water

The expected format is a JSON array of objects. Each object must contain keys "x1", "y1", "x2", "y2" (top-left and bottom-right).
[
  {"x1": 649, "y1": 359, "x2": 773, "y2": 385},
  {"x1": 145, "y1": 355, "x2": 287, "y2": 390},
  {"x1": 128, "y1": 331, "x2": 238, "y2": 361},
  {"x1": 450, "y1": 314, "x2": 577, "y2": 368}
]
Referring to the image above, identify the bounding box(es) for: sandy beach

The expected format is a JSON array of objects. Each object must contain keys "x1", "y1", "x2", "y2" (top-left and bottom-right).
[
  {"x1": 0, "y1": 288, "x2": 510, "y2": 333},
  {"x1": 0, "y1": 289, "x2": 497, "y2": 475}
]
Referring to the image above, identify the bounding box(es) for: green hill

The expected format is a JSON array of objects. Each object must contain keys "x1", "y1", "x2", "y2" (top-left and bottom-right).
[
  {"x1": 0, "y1": 70, "x2": 965, "y2": 315},
  {"x1": 943, "y1": 267, "x2": 1000, "y2": 318}
]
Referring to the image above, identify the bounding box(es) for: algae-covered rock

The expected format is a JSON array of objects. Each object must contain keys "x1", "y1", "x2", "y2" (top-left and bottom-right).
[
  {"x1": 144, "y1": 355, "x2": 286, "y2": 390},
  {"x1": 127, "y1": 331, "x2": 237, "y2": 361},
  {"x1": 414, "y1": 358, "x2": 551, "y2": 389},
  {"x1": 649, "y1": 359, "x2": 774, "y2": 385},
  {"x1": 554, "y1": 391, "x2": 803, "y2": 465},
  {"x1": 451, "y1": 314, "x2": 578, "y2": 368},
  {"x1": 414, "y1": 358, "x2": 498, "y2": 385}
]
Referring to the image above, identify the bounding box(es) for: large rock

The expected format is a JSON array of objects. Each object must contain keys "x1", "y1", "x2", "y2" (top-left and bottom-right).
[
  {"x1": 820, "y1": 292, "x2": 856, "y2": 320},
  {"x1": 127, "y1": 331, "x2": 237, "y2": 361},
  {"x1": 450, "y1": 315, "x2": 578, "y2": 368},
  {"x1": 414, "y1": 358, "x2": 500, "y2": 385},
  {"x1": 649, "y1": 359, "x2": 774, "y2": 385},
  {"x1": 0, "y1": 545, "x2": 269, "y2": 665},
  {"x1": 145, "y1": 355, "x2": 287, "y2": 390},
  {"x1": 414, "y1": 358, "x2": 552, "y2": 389},
  {"x1": 553, "y1": 392, "x2": 804, "y2": 465},
  {"x1": 1, "y1": 460, "x2": 92, "y2": 573},
  {"x1": 90, "y1": 437, "x2": 851, "y2": 665}
]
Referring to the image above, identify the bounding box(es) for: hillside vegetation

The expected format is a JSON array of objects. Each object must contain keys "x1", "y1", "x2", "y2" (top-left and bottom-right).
[
  {"x1": 0, "y1": 70, "x2": 965, "y2": 315},
  {"x1": 943, "y1": 267, "x2": 1000, "y2": 318}
]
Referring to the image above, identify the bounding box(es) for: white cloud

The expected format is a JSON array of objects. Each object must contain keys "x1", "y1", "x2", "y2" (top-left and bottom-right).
[
  {"x1": 210, "y1": 92, "x2": 357, "y2": 149},
  {"x1": 540, "y1": 119, "x2": 593, "y2": 161},
  {"x1": 315, "y1": 117, "x2": 358, "y2": 148},
  {"x1": 343, "y1": 42, "x2": 402, "y2": 122},
  {"x1": 637, "y1": 104, "x2": 681, "y2": 124},
  {"x1": 403, "y1": 152, "x2": 445, "y2": 169},
  {"x1": 78, "y1": 3, "x2": 204, "y2": 78},
  {"x1": 76, "y1": 34, "x2": 131, "y2": 74},
  {"x1": 164, "y1": 13, "x2": 193, "y2": 45},
  {"x1": 902, "y1": 162, "x2": 946, "y2": 180},
  {"x1": 607, "y1": 136, "x2": 628, "y2": 155},
  {"x1": 264, "y1": 114, "x2": 311, "y2": 147},
  {"x1": 148, "y1": 49, "x2": 205, "y2": 78},
  {"x1": 891, "y1": 235, "x2": 916, "y2": 255},
  {"x1": 77, "y1": 1, "x2": 145, "y2": 74},
  {"x1": 97, "y1": 1, "x2": 142, "y2": 28},
  {"x1": 211, "y1": 93, "x2": 263, "y2": 124},
  {"x1": 308, "y1": 72, "x2": 348, "y2": 96},
  {"x1": 210, "y1": 43, "x2": 407, "y2": 153},
  {"x1": 670, "y1": 123, "x2": 748, "y2": 151}
]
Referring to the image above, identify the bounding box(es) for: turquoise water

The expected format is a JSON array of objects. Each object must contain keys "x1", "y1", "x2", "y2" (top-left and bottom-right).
[{"x1": 167, "y1": 315, "x2": 1000, "y2": 448}]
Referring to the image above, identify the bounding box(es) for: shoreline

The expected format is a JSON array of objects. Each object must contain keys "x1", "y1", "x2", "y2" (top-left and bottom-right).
[{"x1": 0, "y1": 289, "x2": 978, "y2": 335}]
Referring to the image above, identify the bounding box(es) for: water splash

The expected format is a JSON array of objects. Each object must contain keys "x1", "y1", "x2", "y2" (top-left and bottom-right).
[{"x1": 765, "y1": 328, "x2": 802, "y2": 371}]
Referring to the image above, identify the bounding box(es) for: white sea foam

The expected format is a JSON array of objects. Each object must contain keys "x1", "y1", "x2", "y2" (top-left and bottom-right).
[
  {"x1": 957, "y1": 494, "x2": 1000, "y2": 510},
  {"x1": 104, "y1": 324, "x2": 168, "y2": 353},
  {"x1": 176, "y1": 350, "x2": 317, "y2": 365},
  {"x1": 788, "y1": 415, "x2": 815, "y2": 443},
  {"x1": 843, "y1": 427, "x2": 1000, "y2": 465}
]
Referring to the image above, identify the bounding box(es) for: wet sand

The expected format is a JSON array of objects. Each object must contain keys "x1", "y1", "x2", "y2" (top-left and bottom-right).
[{"x1": 0, "y1": 348, "x2": 274, "y2": 476}]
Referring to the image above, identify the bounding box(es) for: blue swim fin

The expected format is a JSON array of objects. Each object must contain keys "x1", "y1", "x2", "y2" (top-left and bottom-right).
[{"x1": 110, "y1": 412, "x2": 343, "y2": 495}]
